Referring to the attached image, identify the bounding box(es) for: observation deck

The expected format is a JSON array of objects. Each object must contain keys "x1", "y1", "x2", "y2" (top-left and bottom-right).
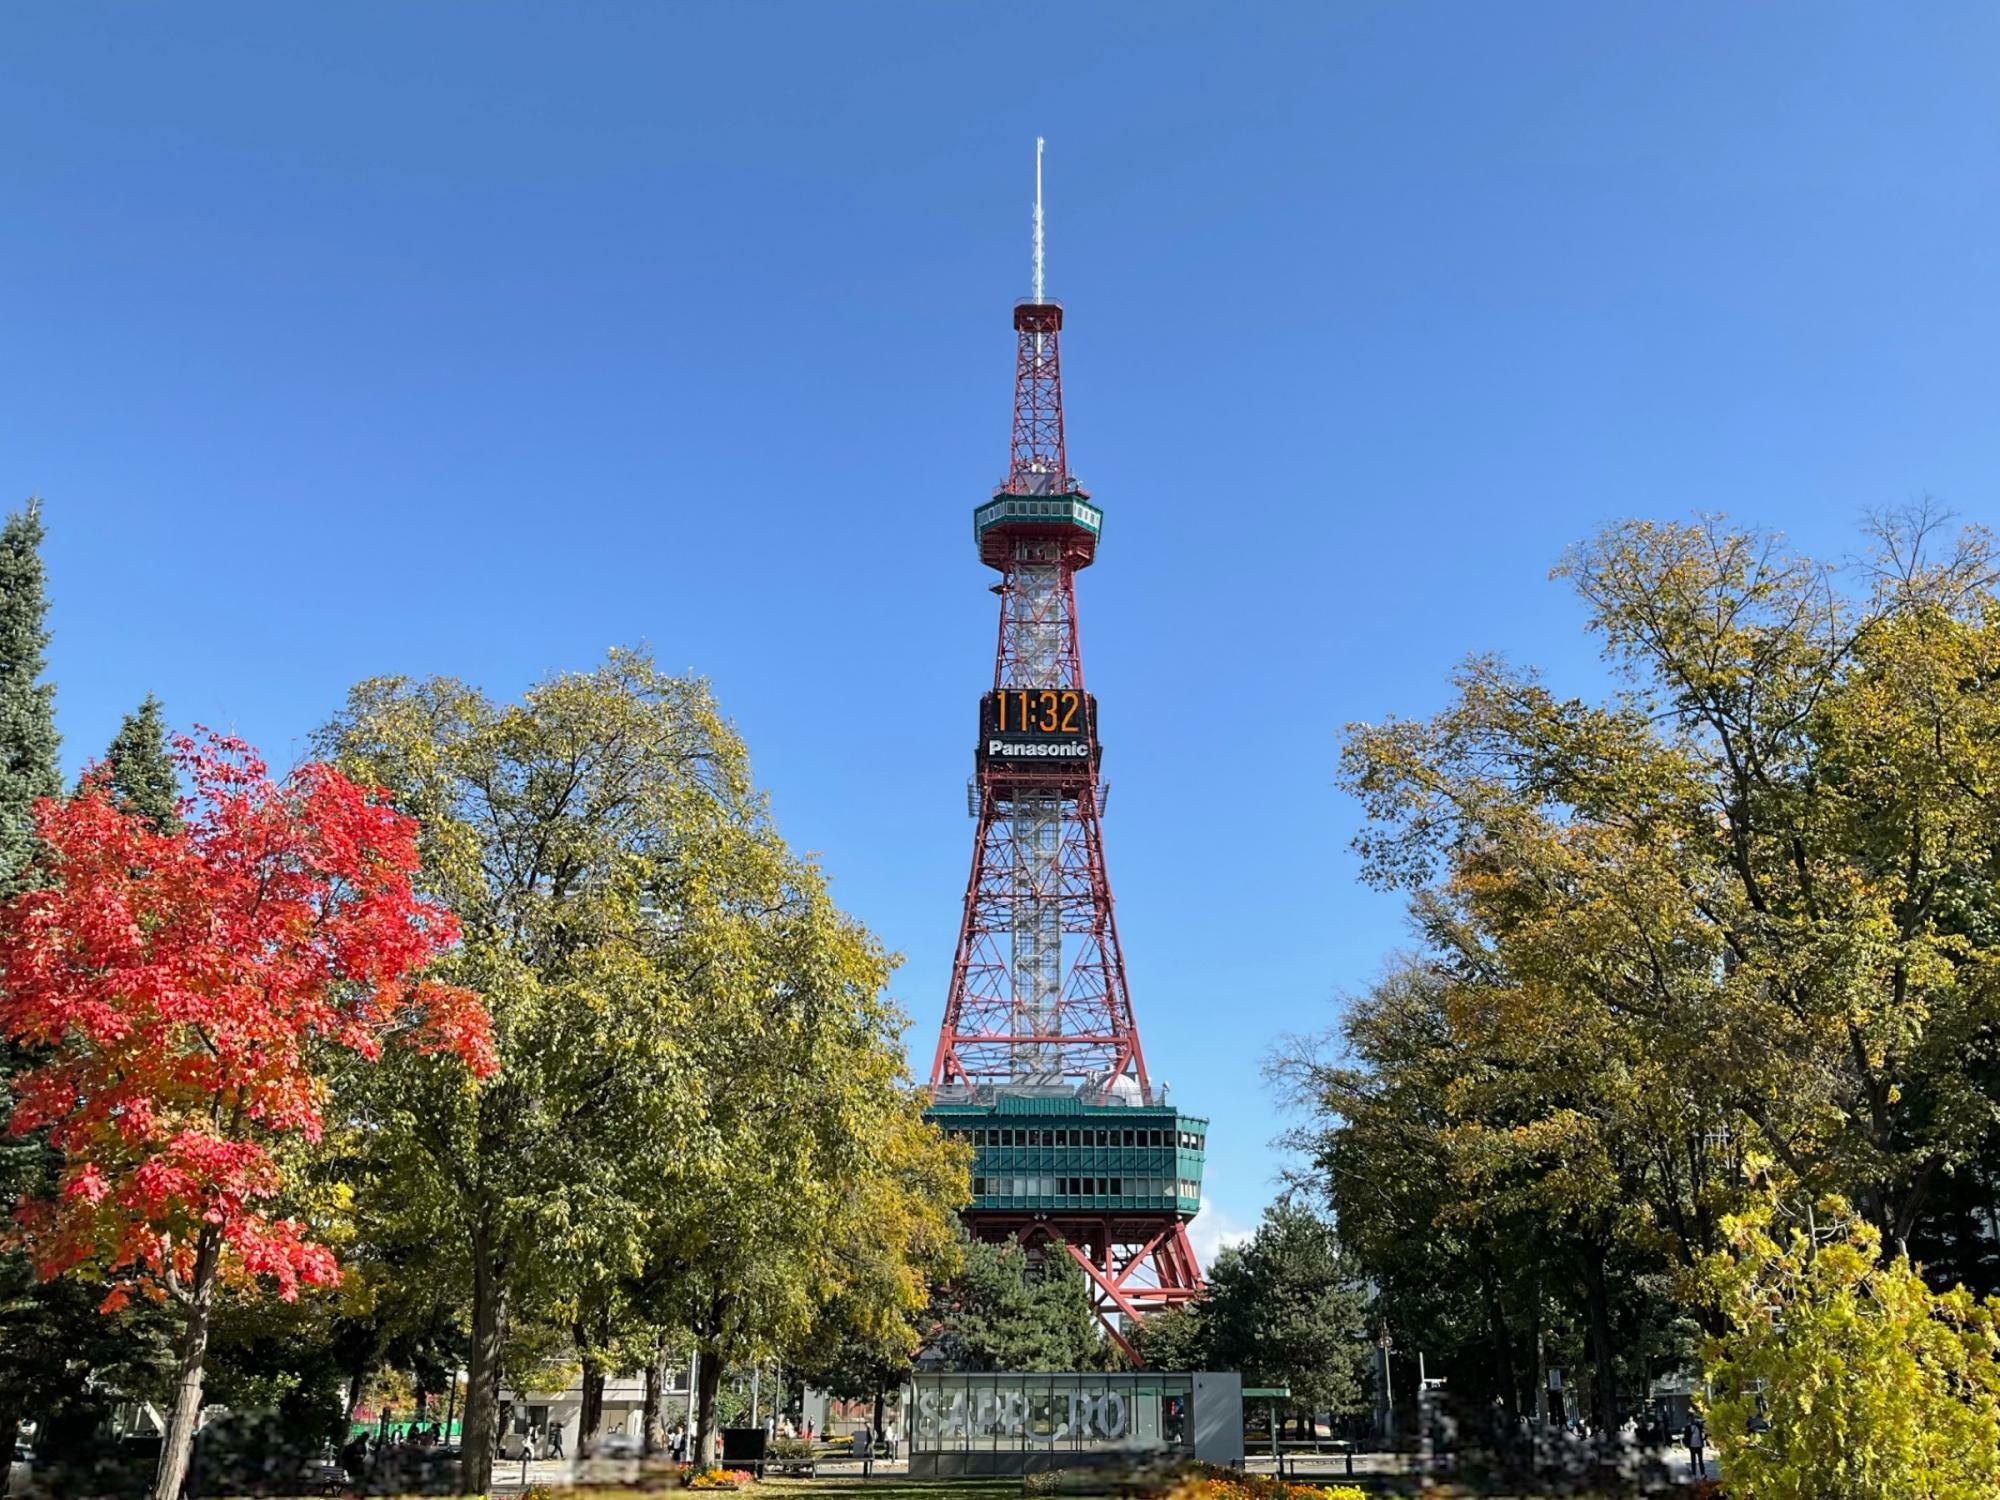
[
  {"x1": 929, "y1": 1093, "x2": 1206, "y2": 1218},
  {"x1": 974, "y1": 490, "x2": 1103, "y2": 571}
]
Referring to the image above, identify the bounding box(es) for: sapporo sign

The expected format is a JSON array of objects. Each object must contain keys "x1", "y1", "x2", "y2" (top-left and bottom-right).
[{"x1": 914, "y1": 1384, "x2": 1133, "y2": 1444}]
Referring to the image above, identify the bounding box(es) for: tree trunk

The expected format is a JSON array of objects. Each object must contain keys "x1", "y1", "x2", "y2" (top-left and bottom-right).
[
  {"x1": 642, "y1": 1338, "x2": 667, "y2": 1458},
  {"x1": 459, "y1": 1230, "x2": 508, "y2": 1495},
  {"x1": 694, "y1": 1347, "x2": 722, "y2": 1468},
  {"x1": 1583, "y1": 1246, "x2": 1617, "y2": 1441},
  {"x1": 152, "y1": 1224, "x2": 223, "y2": 1500},
  {"x1": 1533, "y1": 1277, "x2": 1549, "y2": 1433},
  {"x1": 579, "y1": 1351, "x2": 606, "y2": 1450},
  {"x1": 871, "y1": 1385, "x2": 885, "y2": 1443},
  {"x1": 342, "y1": 1364, "x2": 366, "y2": 1429},
  {"x1": 0, "y1": 1406, "x2": 21, "y2": 1500},
  {"x1": 1478, "y1": 1249, "x2": 1519, "y2": 1420}
]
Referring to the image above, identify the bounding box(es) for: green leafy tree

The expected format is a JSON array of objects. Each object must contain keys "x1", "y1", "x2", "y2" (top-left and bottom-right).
[
  {"x1": 319, "y1": 650, "x2": 965, "y2": 1484},
  {"x1": 1273, "y1": 965, "x2": 1670, "y2": 1429},
  {"x1": 1346, "y1": 511, "x2": 2000, "y2": 1256},
  {"x1": 783, "y1": 1107, "x2": 968, "y2": 1437},
  {"x1": 1299, "y1": 509, "x2": 2000, "y2": 1436},
  {"x1": 319, "y1": 654, "x2": 732, "y2": 1489},
  {"x1": 1703, "y1": 1199, "x2": 2000, "y2": 1500},
  {"x1": 198, "y1": 1295, "x2": 353, "y2": 1448},
  {"x1": 636, "y1": 888, "x2": 964, "y2": 1465}
]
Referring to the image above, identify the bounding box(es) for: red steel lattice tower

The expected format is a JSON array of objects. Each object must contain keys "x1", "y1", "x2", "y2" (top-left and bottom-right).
[{"x1": 926, "y1": 143, "x2": 1206, "y2": 1362}]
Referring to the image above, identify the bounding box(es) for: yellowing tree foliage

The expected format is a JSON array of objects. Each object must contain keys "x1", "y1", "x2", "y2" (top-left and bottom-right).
[
  {"x1": 318, "y1": 650, "x2": 964, "y2": 1487},
  {"x1": 1704, "y1": 1200, "x2": 2000, "y2": 1500},
  {"x1": 1287, "y1": 508, "x2": 2000, "y2": 1461}
]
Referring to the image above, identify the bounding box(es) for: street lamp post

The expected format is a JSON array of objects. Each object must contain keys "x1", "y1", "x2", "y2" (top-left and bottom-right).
[
  {"x1": 1416, "y1": 1355, "x2": 1446, "y2": 1477},
  {"x1": 688, "y1": 1350, "x2": 701, "y2": 1458}
]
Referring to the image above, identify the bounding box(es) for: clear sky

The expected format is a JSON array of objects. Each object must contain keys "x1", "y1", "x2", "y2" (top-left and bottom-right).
[{"x1": 4, "y1": 2, "x2": 1996, "y2": 1262}]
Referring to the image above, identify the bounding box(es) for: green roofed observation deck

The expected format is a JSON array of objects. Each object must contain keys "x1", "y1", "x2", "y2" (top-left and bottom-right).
[
  {"x1": 927, "y1": 1094, "x2": 1205, "y2": 1217},
  {"x1": 974, "y1": 491, "x2": 1103, "y2": 570}
]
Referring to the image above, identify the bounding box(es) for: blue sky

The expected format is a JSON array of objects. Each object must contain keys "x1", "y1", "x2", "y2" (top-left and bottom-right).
[{"x1": 4, "y1": 2, "x2": 1996, "y2": 1261}]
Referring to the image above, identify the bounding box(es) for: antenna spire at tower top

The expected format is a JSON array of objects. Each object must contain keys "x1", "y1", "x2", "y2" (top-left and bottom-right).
[{"x1": 1032, "y1": 136, "x2": 1045, "y2": 304}]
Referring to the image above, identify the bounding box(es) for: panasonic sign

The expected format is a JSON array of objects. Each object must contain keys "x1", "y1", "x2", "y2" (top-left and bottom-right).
[{"x1": 987, "y1": 739, "x2": 1091, "y2": 759}]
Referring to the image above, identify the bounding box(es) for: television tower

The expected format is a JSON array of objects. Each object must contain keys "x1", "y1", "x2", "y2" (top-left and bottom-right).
[{"x1": 927, "y1": 140, "x2": 1206, "y2": 1362}]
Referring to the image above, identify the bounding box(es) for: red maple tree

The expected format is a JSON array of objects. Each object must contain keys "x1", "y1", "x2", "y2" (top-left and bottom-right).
[{"x1": 0, "y1": 732, "x2": 495, "y2": 1500}]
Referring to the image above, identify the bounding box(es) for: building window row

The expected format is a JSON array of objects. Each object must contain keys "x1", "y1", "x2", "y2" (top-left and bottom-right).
[
  {"x1": 943, "y1": 1125, "x2": 1202, "y2": 1150},
  {"x1": 971, "y1": 1176, "x2": 1198, "y2": 1199}
]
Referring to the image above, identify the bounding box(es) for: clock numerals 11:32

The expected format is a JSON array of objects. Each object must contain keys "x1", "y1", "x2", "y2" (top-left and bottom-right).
[{"x1": 994, "y1": 689, "x2": 1083, "y2": 734}]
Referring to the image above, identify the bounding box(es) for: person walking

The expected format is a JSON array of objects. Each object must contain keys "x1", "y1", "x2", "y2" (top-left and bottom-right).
[
  {"x1": 340, "y1": 1432, "x2": 370, "y2": 1486},
  {"x1": 548, "y1": 1423, "x2": 566, "y2": 1461},
  {"x1": 1684, "y1": 1413, "x2": 1707, "y2": 1478}
]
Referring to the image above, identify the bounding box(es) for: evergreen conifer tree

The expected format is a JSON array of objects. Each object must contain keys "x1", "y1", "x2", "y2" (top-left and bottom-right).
[
  {"x1": 921, "y1": 1232, "x2": 1108, "y2": 1371},
  {"x1": 0, "y1": 500, "x2": 58, "y2": 894},
  {"x1": 0, "y1": 503, "x2": 170, "y2": 1492},
  {"x1": 0, "y1": 498, "x2": 73, "y2": 1486},
  {"x1": 102, "y1": 694, "x2": 179, "y2": 832}
]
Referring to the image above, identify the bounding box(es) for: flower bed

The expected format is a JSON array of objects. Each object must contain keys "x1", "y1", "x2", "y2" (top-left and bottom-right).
[
  {"x1": 1164, "y1": 1475, "x2": 1364, "y2": 1500},
  {"x1": 683, "y1": 1466, "x2": 758, "y2": 1490},
  {"x1": 1023, "y1": 1463, "x2": 1362, "y2": 1500}
]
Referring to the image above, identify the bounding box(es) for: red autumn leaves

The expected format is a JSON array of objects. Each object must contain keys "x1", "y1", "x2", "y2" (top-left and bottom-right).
[{"x1": 0, "y1": 732, "x2": 495, "y2": 1312}]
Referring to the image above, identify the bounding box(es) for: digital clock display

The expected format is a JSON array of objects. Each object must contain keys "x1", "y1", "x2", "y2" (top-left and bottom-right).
[
  {"x1": 987, "y1": 688, "x2": 1088, "y2": 736},
  {"x1": 978, "y1": 690, "x2": 1097, "y2": 767}
]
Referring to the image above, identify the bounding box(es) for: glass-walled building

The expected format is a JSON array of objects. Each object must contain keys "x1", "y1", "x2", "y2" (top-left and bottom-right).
[
  {"x1": 908, "y1": 1371, "x2": 1242, "y2": 1476},
  {"x1": 927, "y1": 1097, "x2": 1207, "y2": 1216}
]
